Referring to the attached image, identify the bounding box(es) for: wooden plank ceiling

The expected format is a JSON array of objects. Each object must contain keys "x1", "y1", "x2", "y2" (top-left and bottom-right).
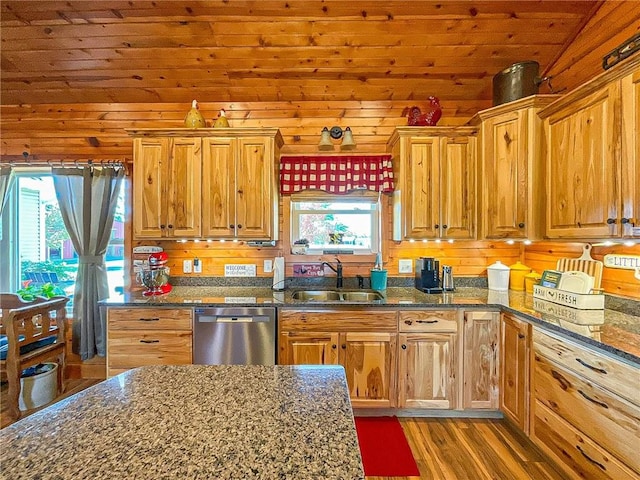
[{"x1": 1, "y1": 0, "x2": 602, "y2": 106}]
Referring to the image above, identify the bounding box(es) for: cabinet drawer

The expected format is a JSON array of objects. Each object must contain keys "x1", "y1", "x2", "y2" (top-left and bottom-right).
[
  {"x1": 532, "y1": 401, "x2": 637, "y2": 480},
  {"x1": 107, "y1": 330, "x2": 193, "y2": 368},
  {"x1": 533, "y1": 328, "x2": 638, "y2": 405},
  {"x1": 108, "y1": 308, "x2": 192, "y2": 330},
  {"x1": 399, "y1": 310, "x2": 458, "y2": 332},
  {"x1": 279, "y1": 310, "x2": 397, "y2": 331},
  {"x1": 534, "y1": 353, "x2": 640, "y2": 473}
]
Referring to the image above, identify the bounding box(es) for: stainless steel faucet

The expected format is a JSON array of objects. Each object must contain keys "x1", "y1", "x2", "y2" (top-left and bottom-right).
[{"x1": 321, "y1": 258, "x2": 343, "y2": 288}]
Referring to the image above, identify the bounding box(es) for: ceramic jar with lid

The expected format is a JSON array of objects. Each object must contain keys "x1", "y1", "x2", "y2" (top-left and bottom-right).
[
  {"x1": 524, "y1": 271, "x2": 542, "y2": 294},
  {"x1": 487, "y1": 261, "x2": 510, "y2": 291},
  {"x1": 509, "y1": 261, "x2": 531, "y2": 291}
]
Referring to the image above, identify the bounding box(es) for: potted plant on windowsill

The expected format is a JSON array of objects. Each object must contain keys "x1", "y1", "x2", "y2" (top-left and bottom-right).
[{"x1": 16, "y1": 281, "x2": 65, "y2": 301}]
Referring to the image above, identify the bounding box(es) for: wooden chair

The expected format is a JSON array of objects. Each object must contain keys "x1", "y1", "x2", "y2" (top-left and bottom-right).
[{"x1": 0, "y1": 294, "x2": 69, "y2": 422}]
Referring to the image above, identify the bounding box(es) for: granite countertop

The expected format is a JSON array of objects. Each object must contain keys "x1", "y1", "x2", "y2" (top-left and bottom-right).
[
  {"x1": 102, "y1": 286, "x2": 640, "y2": 365},
  {"x1": 1, "y1": 365, "x2": 364, "y2": 480}
]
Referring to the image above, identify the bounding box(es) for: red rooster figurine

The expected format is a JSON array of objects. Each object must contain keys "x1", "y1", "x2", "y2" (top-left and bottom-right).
[{"x1": 404, "y1": 96, "x2": 442, "y2": 126}]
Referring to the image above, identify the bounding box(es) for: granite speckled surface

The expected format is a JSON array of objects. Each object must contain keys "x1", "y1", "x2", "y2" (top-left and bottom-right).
[
  {"x1": 102, "y1": 285, "x2": 640, "y2": 364},
  {"x1": 1, "y1": 365, "x2": 364, "y2": 480}
]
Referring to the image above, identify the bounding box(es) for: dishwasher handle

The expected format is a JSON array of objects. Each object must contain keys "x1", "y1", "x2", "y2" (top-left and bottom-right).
[{"x1": 197, "y1": 315, "x2": 271, "y2": 323}]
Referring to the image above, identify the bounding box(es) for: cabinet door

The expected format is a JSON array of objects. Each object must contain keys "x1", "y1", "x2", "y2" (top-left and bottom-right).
[
  {"x1": 463, "y1": 311, "x2": 499, "y2": 409},
  {"x1": 132, "y1": 137, "x2": 169, "y2": 238},
  {"x1": 482, "y1": 110, "x2": 529, "y2": 238},
  {"x1": 342, "y1": 332, "x2": 396, "y2": 408},
  {"x1": 397, "y1": 332, "x2": 458, "y2": 409},
  {"x1": 621, "y1": 70, "x2": 640, "y2": 238},
  {"x1": 166, "y1": 137, "x2": 202, "y2": 237},
  {"x1": 500, "y1": 313, "x2": 530, "y2": 432},
  {"x1": 405, "y1": 137, "x2": 440, "y2": 239},
  {"x1": 279, "y1": 331, "x2": 340, "y2": 365},
  {"x1": 202, "y1": 137, "x2": 235, "y2": 237},
  {"x1": 546, "y1": 82, "x2": 621, "y2": 238},
  {"x1": 236, "y1": 136, "x2": 275, "y2": 239},
  {"x1": 440, "y1": 136, "x2": 476, "y2": 239}
]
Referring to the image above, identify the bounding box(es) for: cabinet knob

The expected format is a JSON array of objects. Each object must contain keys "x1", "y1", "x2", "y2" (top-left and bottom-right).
[
  {"x1": 160, "y1": 224, "x2": 166, "y2": 229},
  {"x1": 229, "y1": 224, "x2": 235, "y2": 229},
  {"x1": 434, "y1": 224, "x2": 439, "y2": 229},
  {"x1": 621, "y1": 218, "x2": 630, "y2": 224},
  {"x1": 341, "y1": 344, "x2": 346, "y2": 350},
  {"x1": 332, "y1": 344, "x2": 337, "y2": 349},
  {"x1": 518, "y1": 222, "x2": 525, "y2": 228},
  {"x1": 606, "y1": 218, "x2": 616, "y2": 225},
  {"x1": 168, "y1": 224, "x2": 173, "y2": 229},
  {"x1": 518, "y1": 333, "x2": 525, "y2": 339},
  {"x1": 401, "y1": 344, "x2": 407, "y2": 350},
  {"x1": 237, "y1": 224, "x2": 242, "y2": 229},
  {"x1": 442, "y1": 225, "x2": 448, "y2": 229}
]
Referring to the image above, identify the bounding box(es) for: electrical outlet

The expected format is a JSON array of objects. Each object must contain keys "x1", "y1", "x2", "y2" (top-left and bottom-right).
[
  {"x1": 398, "y1": 259, "x2": 413, "y2": 274},
  {"x1": 193, "y1": 258, "x2": 202, "y2": 274},
  {"x1": 183, "y1": 259, "x2": 192, "y2": 273},
  {"x1": 264, "y1": 259, "x2": 273, "y2": 273}
]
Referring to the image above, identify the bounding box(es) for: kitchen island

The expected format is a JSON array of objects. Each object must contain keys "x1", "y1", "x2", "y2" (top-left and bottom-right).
[{"x1": 1, "y1": 365, "x2": 365, "y2": 479}]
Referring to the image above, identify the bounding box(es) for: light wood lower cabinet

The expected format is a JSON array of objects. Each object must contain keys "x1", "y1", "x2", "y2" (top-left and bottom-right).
[
  {"x1": 462, "y1": 311, "x2": 499, "y2": 410},
  {"x1": 106, "y1": 308, "x2": 193, "y2": 377},
  {"x1": 531, "y1": 328, "x2": 640, "y2": 478},
  {"x1": 278, "y1": 309, "x2": 397, "y2": 408},
  {"x1": 500, "y1": 313, "x2": 531, "y2": 432}
]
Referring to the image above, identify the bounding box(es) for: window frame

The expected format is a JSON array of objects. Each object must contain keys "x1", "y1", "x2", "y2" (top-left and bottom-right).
[{"x1": 289, "y1": 190, "x2": 381, "y2": 255}]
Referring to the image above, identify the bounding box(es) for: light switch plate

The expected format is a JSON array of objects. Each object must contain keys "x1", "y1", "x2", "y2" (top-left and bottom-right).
[
  {"x1": 398, "y1": 259, "x2": 413, "y2": 273},
  {"x1": 183, "y1": 259, "x2": 192, "y2": 273},
  {"x1": 264, "y1": 259, "x2": 273, "y2": 273}
]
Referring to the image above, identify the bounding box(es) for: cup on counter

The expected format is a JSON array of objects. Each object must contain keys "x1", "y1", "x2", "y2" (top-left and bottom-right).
[{"x1": 370, "y1": 269, "x2": 388, "y2": 291}]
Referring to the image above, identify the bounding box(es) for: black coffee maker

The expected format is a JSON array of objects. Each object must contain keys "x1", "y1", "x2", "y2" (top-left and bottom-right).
[{"x1": 415, "y1": 257, "x2": 442, "y2": 293}]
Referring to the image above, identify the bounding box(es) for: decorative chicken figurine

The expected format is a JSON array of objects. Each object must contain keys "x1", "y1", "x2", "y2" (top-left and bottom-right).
[
  {"x1": 404, "y1": 96, "x2": 442, "y2": 126},
  {"x1": 213, "y1": 109, "x2": 230, "y2": 128},
  {"x1": 184, "y1": 99, "x2": 206, "y2": 128}
]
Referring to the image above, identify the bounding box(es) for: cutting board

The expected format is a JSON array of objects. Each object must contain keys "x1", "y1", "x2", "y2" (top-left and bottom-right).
[
  {"x1": 558, "y1": 270, "x2": 595, "y2": 294},
  {"x1": 556, "y1": 244, "x2": 603, "y2": 290}
]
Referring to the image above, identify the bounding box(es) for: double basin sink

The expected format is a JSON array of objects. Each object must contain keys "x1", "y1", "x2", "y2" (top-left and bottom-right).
[{"x1": 290, "y1": 289, "x2": 385, "y2": 302}]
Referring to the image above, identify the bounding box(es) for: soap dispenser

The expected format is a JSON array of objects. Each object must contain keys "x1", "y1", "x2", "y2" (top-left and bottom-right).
[{"x1": 272, "y1": 256, "x2": 285, "y2": 291}]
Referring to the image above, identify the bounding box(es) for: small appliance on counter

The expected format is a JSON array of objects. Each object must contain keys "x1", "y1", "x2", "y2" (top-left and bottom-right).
[
  {"x1": 137, "y1": 251, "x2": 172, "y2": 296},
  {"x1": 442, "y1": 265, "x2": 455, "y2": 292},
  {"x1": 415, "y1": 257, "x2": 442, "y2": 293}
]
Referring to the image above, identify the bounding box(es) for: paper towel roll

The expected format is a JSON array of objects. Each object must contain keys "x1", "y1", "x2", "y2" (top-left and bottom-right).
[{"x1": 272, "y1": 257, "x2": 285, "y2": 290}]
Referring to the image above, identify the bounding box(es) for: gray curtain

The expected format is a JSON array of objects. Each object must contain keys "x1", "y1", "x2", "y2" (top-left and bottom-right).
[
  {"x1": 52, "y1": 165, "x2": 124, "y2": 360},
  {"x1": 0, "y1": 165, "x2": 14, "y2": 216}
]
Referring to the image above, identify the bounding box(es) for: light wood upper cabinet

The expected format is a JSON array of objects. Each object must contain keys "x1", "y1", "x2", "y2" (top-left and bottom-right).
[
  {"x1": 202, "y1": 135, "x2": 280, "y2": 239},
  {"x1": 462, "y1": 311, "x2": 499, "y2": 410},
  {"x1": 129, "y1": 128, "x2": 282, "y2": 240},
  {"x1": 470, "y1": 96, "x2": 558, "y2": 239},
  {"x1": 500, "y1": 313, "x2": 530, "y2": 433},
  {"x1": 387, "y1": 127, "x2": 477, "y2": 240},
  {"x1": 132, "y1": 136, "x2": 202, "y2": 238},
  {"x1": 539, "y1": 55, "x2": 639, "y2": 239}
]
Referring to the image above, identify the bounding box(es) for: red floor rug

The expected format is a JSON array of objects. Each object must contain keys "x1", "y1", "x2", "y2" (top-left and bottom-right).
[{"x1": 354, "y1": 416, "x2": 420, "y2": 477}]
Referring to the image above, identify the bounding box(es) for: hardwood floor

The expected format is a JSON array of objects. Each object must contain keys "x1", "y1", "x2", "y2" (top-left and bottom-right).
[
  {"x1": 0, "y1": 378, "x2": 100, "y2": 429},
  {"x1": 373, "y1": 417, "x2": 568, "y2": 480},
  {"x1": 2, "y1": 380, "x2": 566, "y2": 479}
]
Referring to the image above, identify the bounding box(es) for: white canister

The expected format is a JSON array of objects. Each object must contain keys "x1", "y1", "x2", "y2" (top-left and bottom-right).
[{"x1": 487, "y1": 261, "x2": 510, "y2": 291}]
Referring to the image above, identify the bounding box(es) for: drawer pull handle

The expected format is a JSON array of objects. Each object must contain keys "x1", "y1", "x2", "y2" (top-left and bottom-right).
[
  {"x1": 576, "y1": 446, "x2": 606, "y2": 471},
  {"x1": 139, "y1": 317, "x2": 160, "y2": 322},
  {"x1": 576, "y1": 358, "x2": 607, "y2": 375},
  {"x1": 416, "y1": 320, "x2": 438, "y2": 324},
  {"x1": 578, "y1": 390, "x2": 609, "y2": 409},
  {"x1": 140, "y1": 339, "x2": 160, "y2": 344}
]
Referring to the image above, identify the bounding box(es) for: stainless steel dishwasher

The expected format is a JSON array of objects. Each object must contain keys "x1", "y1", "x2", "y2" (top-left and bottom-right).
[{"x1": 193, "y1": 307, "x2": 276, "y2": 365}]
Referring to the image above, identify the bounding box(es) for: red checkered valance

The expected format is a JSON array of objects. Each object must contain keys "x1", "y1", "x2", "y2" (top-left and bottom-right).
[{"x1": 279, "y1": 155, "x2": 394, "y2": 195}]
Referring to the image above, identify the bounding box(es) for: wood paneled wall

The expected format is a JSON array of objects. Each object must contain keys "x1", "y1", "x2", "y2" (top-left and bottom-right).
[{"x1": 544, "y1": 1, "x2": 640, "y2": 93}]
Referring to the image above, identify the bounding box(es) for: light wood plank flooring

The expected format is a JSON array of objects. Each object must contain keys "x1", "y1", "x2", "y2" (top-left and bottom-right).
[{"x1": 3, "y1": 382, "x2": 567, "y2": 479}]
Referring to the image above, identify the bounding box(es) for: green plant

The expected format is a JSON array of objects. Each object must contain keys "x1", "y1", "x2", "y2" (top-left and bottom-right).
[{"x1": 17, "y1": 282, "x2": 65, "y2": 301}]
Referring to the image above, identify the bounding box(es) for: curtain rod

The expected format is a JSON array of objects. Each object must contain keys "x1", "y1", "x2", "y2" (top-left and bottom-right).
[{"x1": 0, "y1": 159, "x2": 129, "y2": 168}]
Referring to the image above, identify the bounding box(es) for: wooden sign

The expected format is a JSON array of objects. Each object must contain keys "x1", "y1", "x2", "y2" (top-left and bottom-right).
[{"x1": 603, "y1": 254, "x2": 640, "y2": 270}]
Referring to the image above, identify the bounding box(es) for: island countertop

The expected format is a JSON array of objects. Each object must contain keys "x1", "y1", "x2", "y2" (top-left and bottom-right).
[{"x1": 1, "y1": 365, "x2": 365, "y2": 480}]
